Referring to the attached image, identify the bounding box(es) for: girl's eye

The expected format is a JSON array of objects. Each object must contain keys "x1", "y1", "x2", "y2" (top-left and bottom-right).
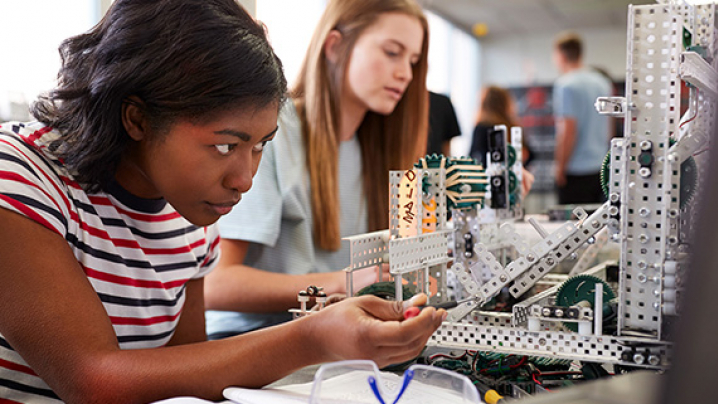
[
  {"x1": 215, "y1": 144, "x2": 237, "y2": 155},
  {"x1": 252, "y1": 140, "x2": 269, "y2": 153}
]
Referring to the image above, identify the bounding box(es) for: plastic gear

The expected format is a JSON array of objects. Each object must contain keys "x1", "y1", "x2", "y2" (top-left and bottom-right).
[
  {"x1": 415, "y1": 153, "x2": 450, "y2": 169},
  {"x1": 507, "y1": 145, "x2": 517, "y2": 167},
  {"x1": 555, "y1": 274, "x2": 615, "y2": 332},
  {"x1": 508, "y1": 170, "x2": 518, "y2": 194},
  {"x1": 356, "y1": 281, "x2": 415, "y2": 301},
  {"x1": 600, "y1": 151, "x2": 611, "y2": 199},
  {"x1": 680, "y1": 156, "x2": 698, "y2": 207},
  {"x1": 415, "y1": 154, "x2": 487, "y2": 210}
]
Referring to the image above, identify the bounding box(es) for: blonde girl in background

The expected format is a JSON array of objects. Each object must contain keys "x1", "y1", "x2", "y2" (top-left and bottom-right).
[{"x1": 205, "y1": 0, "x2": 431, "y2": 338}]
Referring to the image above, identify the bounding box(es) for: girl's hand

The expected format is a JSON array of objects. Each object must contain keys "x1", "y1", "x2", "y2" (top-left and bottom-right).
[{"x1": 306, "y1": 294, "x2": 445, "y2": 368}]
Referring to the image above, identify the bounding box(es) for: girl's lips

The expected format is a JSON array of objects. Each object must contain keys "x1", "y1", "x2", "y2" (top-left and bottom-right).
[
  {"x1": 207, "y1": 200, "x2": 239, "y2": 215},
  {"x1": 385, "y1": 87, "x2": 403, "y2": 100},
  {"x1": 210, "y1": 204, "x2": 233, "y2": 215}
]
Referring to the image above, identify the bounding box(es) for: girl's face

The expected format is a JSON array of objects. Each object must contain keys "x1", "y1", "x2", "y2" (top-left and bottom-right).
[
  {"x1": 117, "y1": 104, "x2": 278, "y2": 226},
  {"x1": 343, "y1": 12, "x2": 424, "y2": 116}
]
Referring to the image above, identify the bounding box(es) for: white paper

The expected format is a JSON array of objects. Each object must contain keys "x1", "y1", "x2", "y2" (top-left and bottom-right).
[{"x1": 151, "y1": 397, "x2": 218, "y2": 404}]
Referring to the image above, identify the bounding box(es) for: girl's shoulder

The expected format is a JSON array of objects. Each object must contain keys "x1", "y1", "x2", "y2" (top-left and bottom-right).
[{"x1": 273, "y1": 99, "x2": 305, "y2": 152}]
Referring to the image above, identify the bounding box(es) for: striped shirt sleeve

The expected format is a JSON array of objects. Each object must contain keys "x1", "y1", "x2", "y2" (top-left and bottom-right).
[
  {"x1": 194, "y1": 223, "x2": 221, "y2": 279},
  {"x1": 0, "y1": 130, "x2": 69, "y2": 236}
]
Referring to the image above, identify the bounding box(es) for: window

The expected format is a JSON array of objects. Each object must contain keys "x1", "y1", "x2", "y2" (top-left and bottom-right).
[{"x1": 0, "y1": 0, "x2": 98, "y2": 120}]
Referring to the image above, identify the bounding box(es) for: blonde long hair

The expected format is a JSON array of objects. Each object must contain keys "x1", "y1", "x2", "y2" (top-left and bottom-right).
[{"x1": 293, "y1": 0, "x2": 429, "y2": 251}]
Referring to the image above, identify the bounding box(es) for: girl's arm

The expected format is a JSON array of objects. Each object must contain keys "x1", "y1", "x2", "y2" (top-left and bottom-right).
[
  {"x1": 204, "y1": 238, "x2": 385, "y2": 312},
  {"x1": 0, "y1": 208, "x2": 441, "y2": 403}
]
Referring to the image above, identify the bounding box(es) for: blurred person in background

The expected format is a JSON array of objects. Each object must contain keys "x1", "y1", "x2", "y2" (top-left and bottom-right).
[
  {"x1": 427, "y1": 91, "x2": 461, "y2": 156},
  {"x1": 470, "y1": 85, "x2": 534, "y2": 196},
  {"x1": 552, "y1": 32, "x2": 611, "y2": 204}
]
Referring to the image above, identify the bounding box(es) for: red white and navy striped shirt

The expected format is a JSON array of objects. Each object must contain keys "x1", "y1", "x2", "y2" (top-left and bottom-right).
[{"x1": 0, "y1": 122, "x2": 220, "y2": 403}]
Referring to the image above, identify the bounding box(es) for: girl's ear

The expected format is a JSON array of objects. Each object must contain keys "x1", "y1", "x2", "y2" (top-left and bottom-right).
[
  {"x1": 323, "y1": 30, "x2": 343, "y2": 64},
  {"x1": 121, "y1": 96, "x2": 148, "y2": 141}
]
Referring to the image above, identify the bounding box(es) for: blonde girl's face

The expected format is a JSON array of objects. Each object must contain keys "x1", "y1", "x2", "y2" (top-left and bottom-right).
[{"x1": 344, "y1": 12, "x2": 424, "y2": 116}]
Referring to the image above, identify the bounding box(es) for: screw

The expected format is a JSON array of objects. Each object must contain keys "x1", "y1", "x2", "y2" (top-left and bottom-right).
[
  {"x1": 610, "y1": 193, "x2": 620, "y2": 203},
  {"x1": 640, "y1": 140, "x2": 652, "y2": 151},
  {"x1": 637, "y1": 273, "x2": 648, "y2": 283},
  {"x1": 527, "y1": 254, "x2": 536, "y2": 262},
  {"x1": 639, "y1": 167, "x2": 651, "y2": 178},
  {"x1": 639, "y1": 234, "x2": 649, "y2": 243},
  {"x1": 554, "y1": 308, "x2": 564, "y2": 317},
  {"x1": 639, "y1": 207, "x2": 650, "y2": 217},
  {"x1": 541, "y1": 307, "x2": 552, "y2": 317}
]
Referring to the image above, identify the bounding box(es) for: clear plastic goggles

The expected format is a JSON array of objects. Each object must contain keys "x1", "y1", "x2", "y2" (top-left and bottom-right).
[{"x1": 308, "y1": 360, "x2": 481, "y2": 404}]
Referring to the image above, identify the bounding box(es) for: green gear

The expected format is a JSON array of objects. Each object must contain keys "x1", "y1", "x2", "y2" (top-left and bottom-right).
[
  {"x1": 415, "y1": 153, "x2": 449, "y2": 169},
  {"x1": 600, "y1": 151, "x2": 611, "y2": 199},
  {"x1": 356, "y1": 281, "x2": 415, "y2": 301},
  {"x1": 415, "y1": 154, "x2": 488, "y2": 210},
  {"x1": 508, "y1": 171, "x2": 518, "y2": 194},
  {"x1": 555, "y1": 275, "x2": 615, "y2": 332},
  {"x1": 507, "y1": 145, "x2": 517, "y2": 167},
  {"x1": 599, "y1": 140, "x2": 698, "y2": 209},
  {"x1": 680, "y1": 156, "x2": 698, "y2": 207}
]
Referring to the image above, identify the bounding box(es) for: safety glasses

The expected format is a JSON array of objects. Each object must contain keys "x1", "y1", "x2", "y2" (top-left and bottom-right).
[{"x1": 308, "y1": 360, "x2": 480, "y2": 404}]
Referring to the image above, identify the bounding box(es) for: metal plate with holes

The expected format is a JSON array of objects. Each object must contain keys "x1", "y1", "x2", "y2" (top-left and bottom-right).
[
  {"x1": 429, "y1": 322, "x2": 670, "y2": 369},
  {"x1": 388, "y1": 230, "x2": 451, "y2": 274},
  {"x1": 510, "y1": 204, "x2": 611, "y2": 297},
  {"x1": 618, "y1": 4, "x2": 683, "y2": 337},
  {"x1": 344, "y1": 230, "x2": 389, "y2": 271}
]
